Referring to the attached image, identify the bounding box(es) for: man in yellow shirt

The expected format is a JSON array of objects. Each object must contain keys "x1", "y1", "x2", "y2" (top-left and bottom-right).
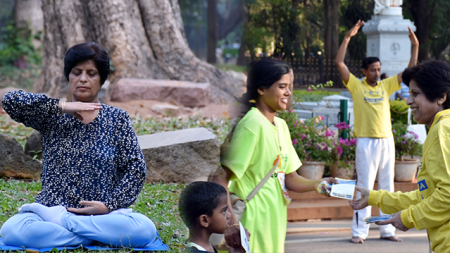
[{"x1": 335, "y1": 20, "x2": 419, "y2": 244}]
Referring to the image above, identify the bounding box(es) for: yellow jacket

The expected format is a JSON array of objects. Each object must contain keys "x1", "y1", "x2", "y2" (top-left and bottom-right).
[{"x1": 369, "y1": 109, "x2": 450, "y2": 252}]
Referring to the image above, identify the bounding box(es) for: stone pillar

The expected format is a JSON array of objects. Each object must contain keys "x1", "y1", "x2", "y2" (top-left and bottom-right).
[{"x1": 362, "y1": 7, "x2": 415, "y2": 79}]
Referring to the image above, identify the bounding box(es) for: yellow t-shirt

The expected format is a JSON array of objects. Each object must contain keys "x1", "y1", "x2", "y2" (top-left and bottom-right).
[
  {"x1": 221, "y1": 107, "x2": 302, "y2": 253},
  {"x1": 368, "y1": 109, "x2": 450, "y2": 252},
  {"x1": 344, "y1": 74, "x2": 400, "y2": 138}
]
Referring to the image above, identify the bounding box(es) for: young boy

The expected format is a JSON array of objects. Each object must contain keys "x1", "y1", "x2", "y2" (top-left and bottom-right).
[{"x1": 179, "y1": 182, "x2": 242, "y2": 253}]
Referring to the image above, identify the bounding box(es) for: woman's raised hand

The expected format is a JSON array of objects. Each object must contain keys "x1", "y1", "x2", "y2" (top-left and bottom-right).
[
  {"x1": 60, "y1": 101, "x2": 102, "y2": 120},
  {"x1": 345, "y1": 20, "x2": 365, "y2": 39},
  {"x1": 349, "y1": 186, "x2": 370, "y2": 210},
  {"x1": 67, "y1": 200, "x2": 110, "y2": 215}
]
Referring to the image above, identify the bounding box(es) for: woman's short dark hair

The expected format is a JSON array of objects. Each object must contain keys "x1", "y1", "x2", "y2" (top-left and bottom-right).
[
  {"x1": 178, "y1": 181, "x2": 226, "y2": 229},
  {"x1": 362, "y1": 57, "x2": 380, "y2": 70},
  {"x1": 402, "y1": 60, "x2": 450, "y2": 109},
  {"x1": 242, "y1": 59, "x2": 290, "y2": 106},
  {"x1": 64, "y1": 42, "x2": 110, "y2": 85}
]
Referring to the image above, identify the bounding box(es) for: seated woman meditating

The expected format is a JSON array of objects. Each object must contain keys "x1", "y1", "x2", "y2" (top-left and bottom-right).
[{"x1": 0, "y1": 42, "x2": 156, "y2": 248}]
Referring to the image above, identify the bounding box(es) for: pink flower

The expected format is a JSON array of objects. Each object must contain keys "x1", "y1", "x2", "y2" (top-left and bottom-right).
[
  {"x1": 336, "y1": 146, "x2": 343, "y2": 156},
  {"x1": 319, "y1": 115, "x2": 324, "y2": 121},
  {"x1": 350, "y1": 139, "x2": 357, "y2": 146},
  {"x1": 293, "y1": 138, "x2": 298, "y2": 145},
  {"x1": 308, "y1": 88, "x2": 311, "y2": 92},
  {"x1": 301, "y1": 134, "x2": 306, "y2": 140}
]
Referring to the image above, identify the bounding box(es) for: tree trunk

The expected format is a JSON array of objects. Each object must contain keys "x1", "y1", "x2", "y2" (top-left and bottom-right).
[
  {"x1": 14, "y1": 0, "x2": 43, "y2": 49},
  {"x1": 206, "y1": 0, "x2": 217, "y2": 64},
  {"x1": 405, "y1": 0, "x2": 440, "y2": 61},
  {"x1": 323, "y1": 0, "x2": 340, "y2": 85},
  {"x1": 38, "y1": 0, "x2": 240, "y2": 103}
]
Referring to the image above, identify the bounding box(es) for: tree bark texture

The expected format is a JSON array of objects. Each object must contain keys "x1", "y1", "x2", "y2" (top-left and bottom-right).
[
  {"x1": 207, "y1": 0, "x2": 217, "y2": 64},
  {"x1": 405, "y1": 0, "x2": 440, "y2": 61},
  {"x1": 38, "y1": 0, "x2": 240, "y2": 103},
  {"x1": 323, "y1": 0, "x2": 340, "y2": 85}
]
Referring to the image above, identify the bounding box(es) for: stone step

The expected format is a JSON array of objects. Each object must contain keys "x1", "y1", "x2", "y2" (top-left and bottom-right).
[{"x1": 287, "y1": 182, "x2": 418, "y2": 221}]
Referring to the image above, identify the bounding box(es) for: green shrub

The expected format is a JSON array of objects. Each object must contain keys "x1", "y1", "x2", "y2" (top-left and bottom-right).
[
  {"x1": 390, "y1": 99, "x2": 411, "y2": 125},
  {"x1": 0, "y1": 21, "x2": 42, "y2": 67},
  {"x1": 292, "y1": 89, "x2": 340, "y2": 102}
]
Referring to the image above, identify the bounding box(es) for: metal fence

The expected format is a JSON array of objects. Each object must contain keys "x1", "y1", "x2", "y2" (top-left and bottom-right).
[{"x1": 245, "y1": 57, "x2": 364, "y2": 88}]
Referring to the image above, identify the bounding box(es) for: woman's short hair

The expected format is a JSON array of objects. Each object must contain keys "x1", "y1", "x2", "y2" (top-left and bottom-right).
[
  {"x1": 243, "y1": 59, "x2": 290, "y2": 105},
  {"x1": 178, "y1": 181, "x2": 226, "y2": 229},
  {"x1": 64, "y1": 42, "x2": 110, "y2": 85},
  {"x1": 402, "y1": 60, "x2": 450, "y2": 109}
]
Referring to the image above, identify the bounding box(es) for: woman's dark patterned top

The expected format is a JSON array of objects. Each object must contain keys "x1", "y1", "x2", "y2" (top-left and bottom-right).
[{"x1": 2, "y1": 90, "x2": 146, "y2": 211}]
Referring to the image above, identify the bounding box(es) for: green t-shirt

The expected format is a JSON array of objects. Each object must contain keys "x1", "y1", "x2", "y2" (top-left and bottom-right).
[{"x1": 221, "y1": 107, "x2": 302, "y2": 253}]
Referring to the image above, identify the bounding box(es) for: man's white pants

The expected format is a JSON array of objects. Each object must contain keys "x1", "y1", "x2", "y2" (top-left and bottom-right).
[{"x1": 351, "y1": 137, "x2": 396, "y2": 238}]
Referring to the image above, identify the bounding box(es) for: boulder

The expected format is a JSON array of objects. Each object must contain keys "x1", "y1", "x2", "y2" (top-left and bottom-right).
[
  {"x1": 138, "y1": 128, "x2": 220, "y2": 183},
  {"x1": 0, "y1": 133, "x2": 41, "y2": 179},
  {"x1": 25, "y1": 130, "x2": 43, "y2": 159},
  {"x1": 110, "y1": 78, "x2": 210, "y2": 108}
]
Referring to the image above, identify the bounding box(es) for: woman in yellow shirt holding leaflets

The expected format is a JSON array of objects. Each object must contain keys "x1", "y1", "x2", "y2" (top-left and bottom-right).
[
  {"x1": 210, "y1": 59, "x2": 337, "y2": 252},
  {"x1": 350, "y1": 61, "x2": 450, "y2": 252}
]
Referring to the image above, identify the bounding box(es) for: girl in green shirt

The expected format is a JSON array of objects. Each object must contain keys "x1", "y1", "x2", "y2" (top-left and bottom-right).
[{"x1": 210, "y1": 59, "x2": 337, "y2": 252}]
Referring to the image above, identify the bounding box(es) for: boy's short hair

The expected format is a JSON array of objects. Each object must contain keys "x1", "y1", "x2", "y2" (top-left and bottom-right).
[{"x1": 179, "y1": 181, "x2": 227, "y2": 228}]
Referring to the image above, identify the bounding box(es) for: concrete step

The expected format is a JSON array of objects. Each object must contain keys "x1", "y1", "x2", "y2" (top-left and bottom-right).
[{"x1": 287, "y1": 182, "x2": 418, "y2": 221}]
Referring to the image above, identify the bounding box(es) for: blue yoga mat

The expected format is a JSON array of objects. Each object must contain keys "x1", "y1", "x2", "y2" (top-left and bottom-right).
[{"x1": 0, "y1": 236, "x2": 169, "y2": 252}]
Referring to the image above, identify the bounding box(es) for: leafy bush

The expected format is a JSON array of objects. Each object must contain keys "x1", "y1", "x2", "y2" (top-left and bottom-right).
[
  {"x1": 392, "y1": 122, "x2": 422, "y2": 160},
  {"x1": 278, "y1": 109, "x2": 334, "y2": 163},
  {"x1": 0, "y1": 22, "x2": 42, "y2": 67},
  {"x1": 390, "y1": 99, "x2": 411, "y2": 125},
  {"x1": 330, "y1": 122, "x2": 356, "y2": 167},
  {"x1": 292, "y1": 89, "x2": 339, "y2": 102}
]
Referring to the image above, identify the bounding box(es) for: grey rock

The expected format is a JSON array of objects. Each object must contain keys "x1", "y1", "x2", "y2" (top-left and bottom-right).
[
  {"x1": 25, "y1": 130, "x2": 42, "y2": 159},
  {"x1": 0, "y1": 133, "x2": 41, "y2": 179},
  {"x1": 110, "y1": 78, "x2": 210, "y2": 108},
  {"x1": 138, "y1": 128, "x2": 220, "y2": 183}
]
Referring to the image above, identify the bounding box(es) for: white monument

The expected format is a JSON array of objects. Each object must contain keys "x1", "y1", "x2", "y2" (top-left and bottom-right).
[{"x1": 362, "y1": 0, "x2": 415, "y2": 78}]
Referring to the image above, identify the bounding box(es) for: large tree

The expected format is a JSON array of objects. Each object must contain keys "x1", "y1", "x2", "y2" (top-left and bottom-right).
[
  {"x1": 403, "y1": 0, "x2": 440, "y2": 61},
  {"x1": 38, "y1": 0, "x2": 241, "y2": 103}
]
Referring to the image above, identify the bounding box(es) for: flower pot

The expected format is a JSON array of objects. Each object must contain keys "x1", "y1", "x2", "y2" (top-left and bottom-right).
[
  {"x1": 331, "y1": 162, "x2": 355, "y2": 179},
  {"x1": 298, "y1": 161, "x2": 325, "y2": 180},
  {"x1": 394, "y1": 159, "x2": 420, "y2": 182}
]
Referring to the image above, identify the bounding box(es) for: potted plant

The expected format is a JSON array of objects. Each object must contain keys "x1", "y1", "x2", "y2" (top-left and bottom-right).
[
  {"x1": 278, "y1": 110, "x2": 333, "y2": 180},
  {"x1": 330, "y1": 122, "x2": 357, "y2": 179},
  {"x1": 392, "y1": 122, "x2": 422, "y2": 182}
]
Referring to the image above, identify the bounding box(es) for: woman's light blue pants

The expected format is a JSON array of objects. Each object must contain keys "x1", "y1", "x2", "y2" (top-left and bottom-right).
[{"x1": 0, "y1": 211, "x2": 156, "y2": 248}]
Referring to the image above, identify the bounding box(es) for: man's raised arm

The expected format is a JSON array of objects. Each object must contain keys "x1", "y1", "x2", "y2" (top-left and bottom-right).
[
  {"x1": 335, "y1": 20, "x2": 365, "y2": 84},
  {"x1": 397, "y1": 26, "x2": 419, "y2": 84}
]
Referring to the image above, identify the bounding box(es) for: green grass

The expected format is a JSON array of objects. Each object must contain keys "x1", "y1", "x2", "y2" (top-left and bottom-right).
[
  {"x1": 0, "y1": 114, "x2": 234, "y2": 252},
  {"x1": 292, "y1": 89, "x2": 340, "y2": 102},
  {"x1": 0, "y1": 65, "x2": 40, "y2": 91},
  {"x1": 214, "y1": 63, "x2": 246, "y2": 73},
  {"x1": 0, "y1": 179, "x2": 188, "y2": 252},
  {"x1": 0, "y1": 114, "x2": 235, "y2": 148}
]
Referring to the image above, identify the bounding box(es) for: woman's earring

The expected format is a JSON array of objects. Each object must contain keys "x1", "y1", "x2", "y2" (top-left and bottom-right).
[
  {"x1": 438, "y1": 100, "x2": 443, "y2": 105},
  {"x1": 259, "y1": 92, "x2": 263, "y2": 96}
]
